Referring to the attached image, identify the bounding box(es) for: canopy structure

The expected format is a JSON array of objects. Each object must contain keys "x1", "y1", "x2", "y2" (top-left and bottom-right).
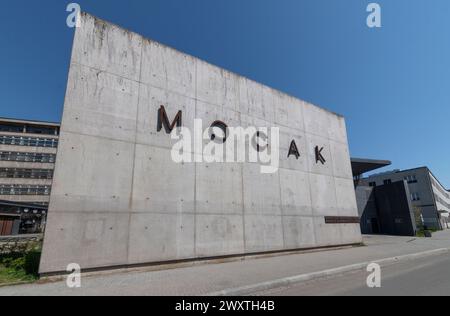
[{"x1": 351, "y1": 158, "x2": 392, "y2": 178}]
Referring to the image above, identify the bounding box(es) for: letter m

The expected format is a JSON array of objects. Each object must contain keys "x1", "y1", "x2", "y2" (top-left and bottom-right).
[{"x1": 157, "y1": 106, "x2": 182, "y2": 134}]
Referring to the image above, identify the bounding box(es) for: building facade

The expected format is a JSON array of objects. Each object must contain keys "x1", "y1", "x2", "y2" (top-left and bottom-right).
[
  {"x1": 363, "y1": 167, "x2": 450, "y2": 230},
  {"x1": 39, "y1": 13, "x2": 362, "y2": 275},
  {"x1": 352, "y1": 158, "x2": 417, "y2": 237},
  {"x1": 0, "y1": 118, "x2": 59, "y2": 235},
  {"x1": 355, "y1": 181, "x2": 417, "y2": 236}
]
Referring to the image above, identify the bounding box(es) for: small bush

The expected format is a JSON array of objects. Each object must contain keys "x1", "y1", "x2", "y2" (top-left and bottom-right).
[
  {"x1": 0, "y1": 253, "x2": 24, "y2": 268},
  {"x1": 0, "y1": 250, "x2": 41, "y2": 279},
  {"x1": 0, "y1": 238, "x2": 42, "y2": 284},
  {"x1": 11, "y1": 257, "x2": 26, "y2": 271},
  {"x1": 416, "y1": 229, "x2": 434, "y2": 238}
]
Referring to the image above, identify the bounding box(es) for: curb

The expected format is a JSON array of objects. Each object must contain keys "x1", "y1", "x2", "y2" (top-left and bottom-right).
[
  {"x1": 0, "y1": 280, "x2": 35, "y2": 288},
  {"x1": 207, "y1": 248, "x2": 450, "y2": 296}
]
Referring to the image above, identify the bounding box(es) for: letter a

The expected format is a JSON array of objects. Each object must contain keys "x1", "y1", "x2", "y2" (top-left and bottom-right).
[
  {"x1": 288, "y1": 140, "x2": 300, "y2": 159},
  {"x1": 367, "y1": 3, "x2": 382, "y2": 28}
]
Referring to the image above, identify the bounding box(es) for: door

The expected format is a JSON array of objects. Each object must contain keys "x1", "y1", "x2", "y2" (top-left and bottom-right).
[{"x1": 0, "y1": 217, "x2": 14, "y2": 236}]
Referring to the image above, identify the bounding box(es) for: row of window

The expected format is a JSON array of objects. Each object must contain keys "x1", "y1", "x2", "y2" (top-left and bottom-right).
[
  {"x1": 435, "y1": 195, "x2": 450, "y2": 210},
  {"x1": 0, "y1": 135, "x2": 58, "y2": 148},
  {"x1": 404, "y1": 175, "x2": 418, "y2": 184},
  {"x1": 369, "y1": 176, "x2": 418, "y2": 188},
  {"x1": 411, "y1": 192, "x2": 421, "y2": 201},
  {"x1": 0, "y1": 185, "x2": 51, "y2": 196},
  {"x1": 0, "y1": 151, "x2": 56, "y2": 163},
  {"x1": 431, "y1": 177, "x2": 450, "y2": 199},
  {"x1": 0, "y1": 168, "x2": 54, "y2": 180},
  {"x1": 0, "y1": 123, "x2": 58, "y2": 136},
  {"x1": 368, "y1": 179, "x2": 392, "y2": 187}
]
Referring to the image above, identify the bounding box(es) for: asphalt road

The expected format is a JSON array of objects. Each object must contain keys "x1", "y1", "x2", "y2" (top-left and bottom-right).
[{"x1": 255, "y1": 253, "x2": 450, "y2": 296}]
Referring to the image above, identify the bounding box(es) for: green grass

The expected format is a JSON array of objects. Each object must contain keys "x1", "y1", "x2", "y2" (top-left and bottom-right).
[
  {"x1": 416, "y1": 228, "x2": 438, "y2": 238},
  {"x1": 0, "y1": 264, "x2": 37, "y2": 285},
  {"x1": 0, "y1": 249, "x2": 42, "y2": 286},
  {"x1": 416, "y1": 231, "x2": 426, "y2": 238}
]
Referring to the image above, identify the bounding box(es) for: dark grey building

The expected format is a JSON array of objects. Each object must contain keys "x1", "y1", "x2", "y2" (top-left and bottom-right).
[
  {"x1": 352, "y1": 158, "x2": 417, "y2": 236},
  {"x1": 363, "y1": 167, "x2": 450, "y2": 230}
]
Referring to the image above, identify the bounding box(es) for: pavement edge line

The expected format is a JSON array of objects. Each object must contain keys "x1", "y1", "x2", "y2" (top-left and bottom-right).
[{"x1": 206, "y1": 248, "x2": 450, "y2": 296}]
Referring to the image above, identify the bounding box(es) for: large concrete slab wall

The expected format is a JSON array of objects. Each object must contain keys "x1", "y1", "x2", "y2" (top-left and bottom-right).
[{"x1": 39, "y1": 13, "x2": 362, "y2": 274}]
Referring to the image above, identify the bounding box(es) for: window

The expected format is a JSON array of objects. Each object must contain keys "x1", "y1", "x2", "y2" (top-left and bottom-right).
[
  {"x1": 405, "y1": 175, "x2": 418, "y2": 184},
  {"x1": 0, "y1": 122, "x2": 58, "y2": 136},
  {"x1": 0, "y1": 151, "x2": 56, "y2": 163},
  {"x1": 27, "y1": 126, "x2": 58, "y2": 135},
  {"x1": 369, "y1": 182, "x2": 377, "y2": 187},
  {"x1": 384, "y1": 179, "x2": 392, "y2": 185},
  {"x1": 0, "y1": 135, "x2": 58, "y2": 148},
  {"x1": 0, "y1": 168, "x2": 53, "y2": 179},
  {"x1": 0, "y1": 185, "x2": 51, "y2": 196},
  {"x1": 411, "y1": 192, "x2": 421, "y2": 201},
  {"x1": 435, "y1": 195, "x2": 450, "y2": 209},
  {"x1": 0, "y1": 124, "x2": 23, "y2": 133},
  {"x1": 431, "y1": 177, "x2": 450, "y2": 199}
]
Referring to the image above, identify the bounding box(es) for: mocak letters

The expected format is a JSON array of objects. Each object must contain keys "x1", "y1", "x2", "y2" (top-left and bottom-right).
[{"x1": 157, "y1": 105, "x2": 326, "y2": 164}]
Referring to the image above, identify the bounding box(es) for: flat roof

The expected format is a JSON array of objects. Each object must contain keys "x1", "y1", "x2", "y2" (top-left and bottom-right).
[
  {"x1": 351, "y1": 158, "x2": 392, "y2": 177},
  {"x1": 367, "y1": 166, "x2": 449, "y2": 192},
  {"x1": 0, "y1": 117, "x2": 60, "y2": 128}
]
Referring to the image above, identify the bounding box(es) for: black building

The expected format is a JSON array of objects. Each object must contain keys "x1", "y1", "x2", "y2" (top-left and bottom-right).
[{"x1": 352, "y1": 158, "x2": 417, "y2": 236}]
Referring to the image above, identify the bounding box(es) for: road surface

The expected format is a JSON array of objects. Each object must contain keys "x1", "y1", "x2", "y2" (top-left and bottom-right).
[
  {"x1": 255, "y1": 253, "x2": 450, "y2": 296},
  {"x1": 1, "y1": 233, "x2": 450, "y2": 296}
]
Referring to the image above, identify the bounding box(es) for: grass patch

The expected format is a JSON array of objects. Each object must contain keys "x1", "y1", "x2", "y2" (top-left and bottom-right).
[
  {"x1": 416, "y1": 228, "x2": 438, "y2": 238},
  {"x1": 0, "y1": 243, "x2": 42, "y2": 286},
  {"x1": 0, "y1": 264, "x2": 37, "y2": 285}
]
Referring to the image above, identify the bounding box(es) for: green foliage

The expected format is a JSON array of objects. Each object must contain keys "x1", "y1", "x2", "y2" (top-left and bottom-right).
[
  {"x1": 0, "y1": 239, "x2": 42, "y2": 284},
  {"x1": 416, "y1": 229, "x2": 436, "y2": 238},
  {"x1": 1, "y1": 256, "x2": 26, "y2": 271},
  {"x1": 416, "y1": 230, "x2": 426, "y2": 238}
]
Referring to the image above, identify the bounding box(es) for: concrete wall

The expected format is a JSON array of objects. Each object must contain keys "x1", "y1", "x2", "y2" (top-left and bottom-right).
[
  {"x1": 39, "y1": 13, "x2": 362, "y2": 274},
  {"x1": 374, "y1": 181, "x2": 417, "y2": 236},
  {"x1": 355, "y1": 185, "x2": 378, "y2": 234}
]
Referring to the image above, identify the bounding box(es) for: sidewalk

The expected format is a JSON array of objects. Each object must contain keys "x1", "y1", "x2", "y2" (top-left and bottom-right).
[{"x1": 1, "y1": 230, "x2": 450, "y2": 296}]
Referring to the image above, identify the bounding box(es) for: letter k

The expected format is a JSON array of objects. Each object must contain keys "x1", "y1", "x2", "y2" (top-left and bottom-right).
[{"x1": 315, "y1": 146, "x2": 326, "y2": 165}]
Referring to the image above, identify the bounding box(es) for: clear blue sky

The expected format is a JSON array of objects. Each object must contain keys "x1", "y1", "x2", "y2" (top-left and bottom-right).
[{"x1": 1, "y1": 0, "x2": 449, "y2": 187}]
